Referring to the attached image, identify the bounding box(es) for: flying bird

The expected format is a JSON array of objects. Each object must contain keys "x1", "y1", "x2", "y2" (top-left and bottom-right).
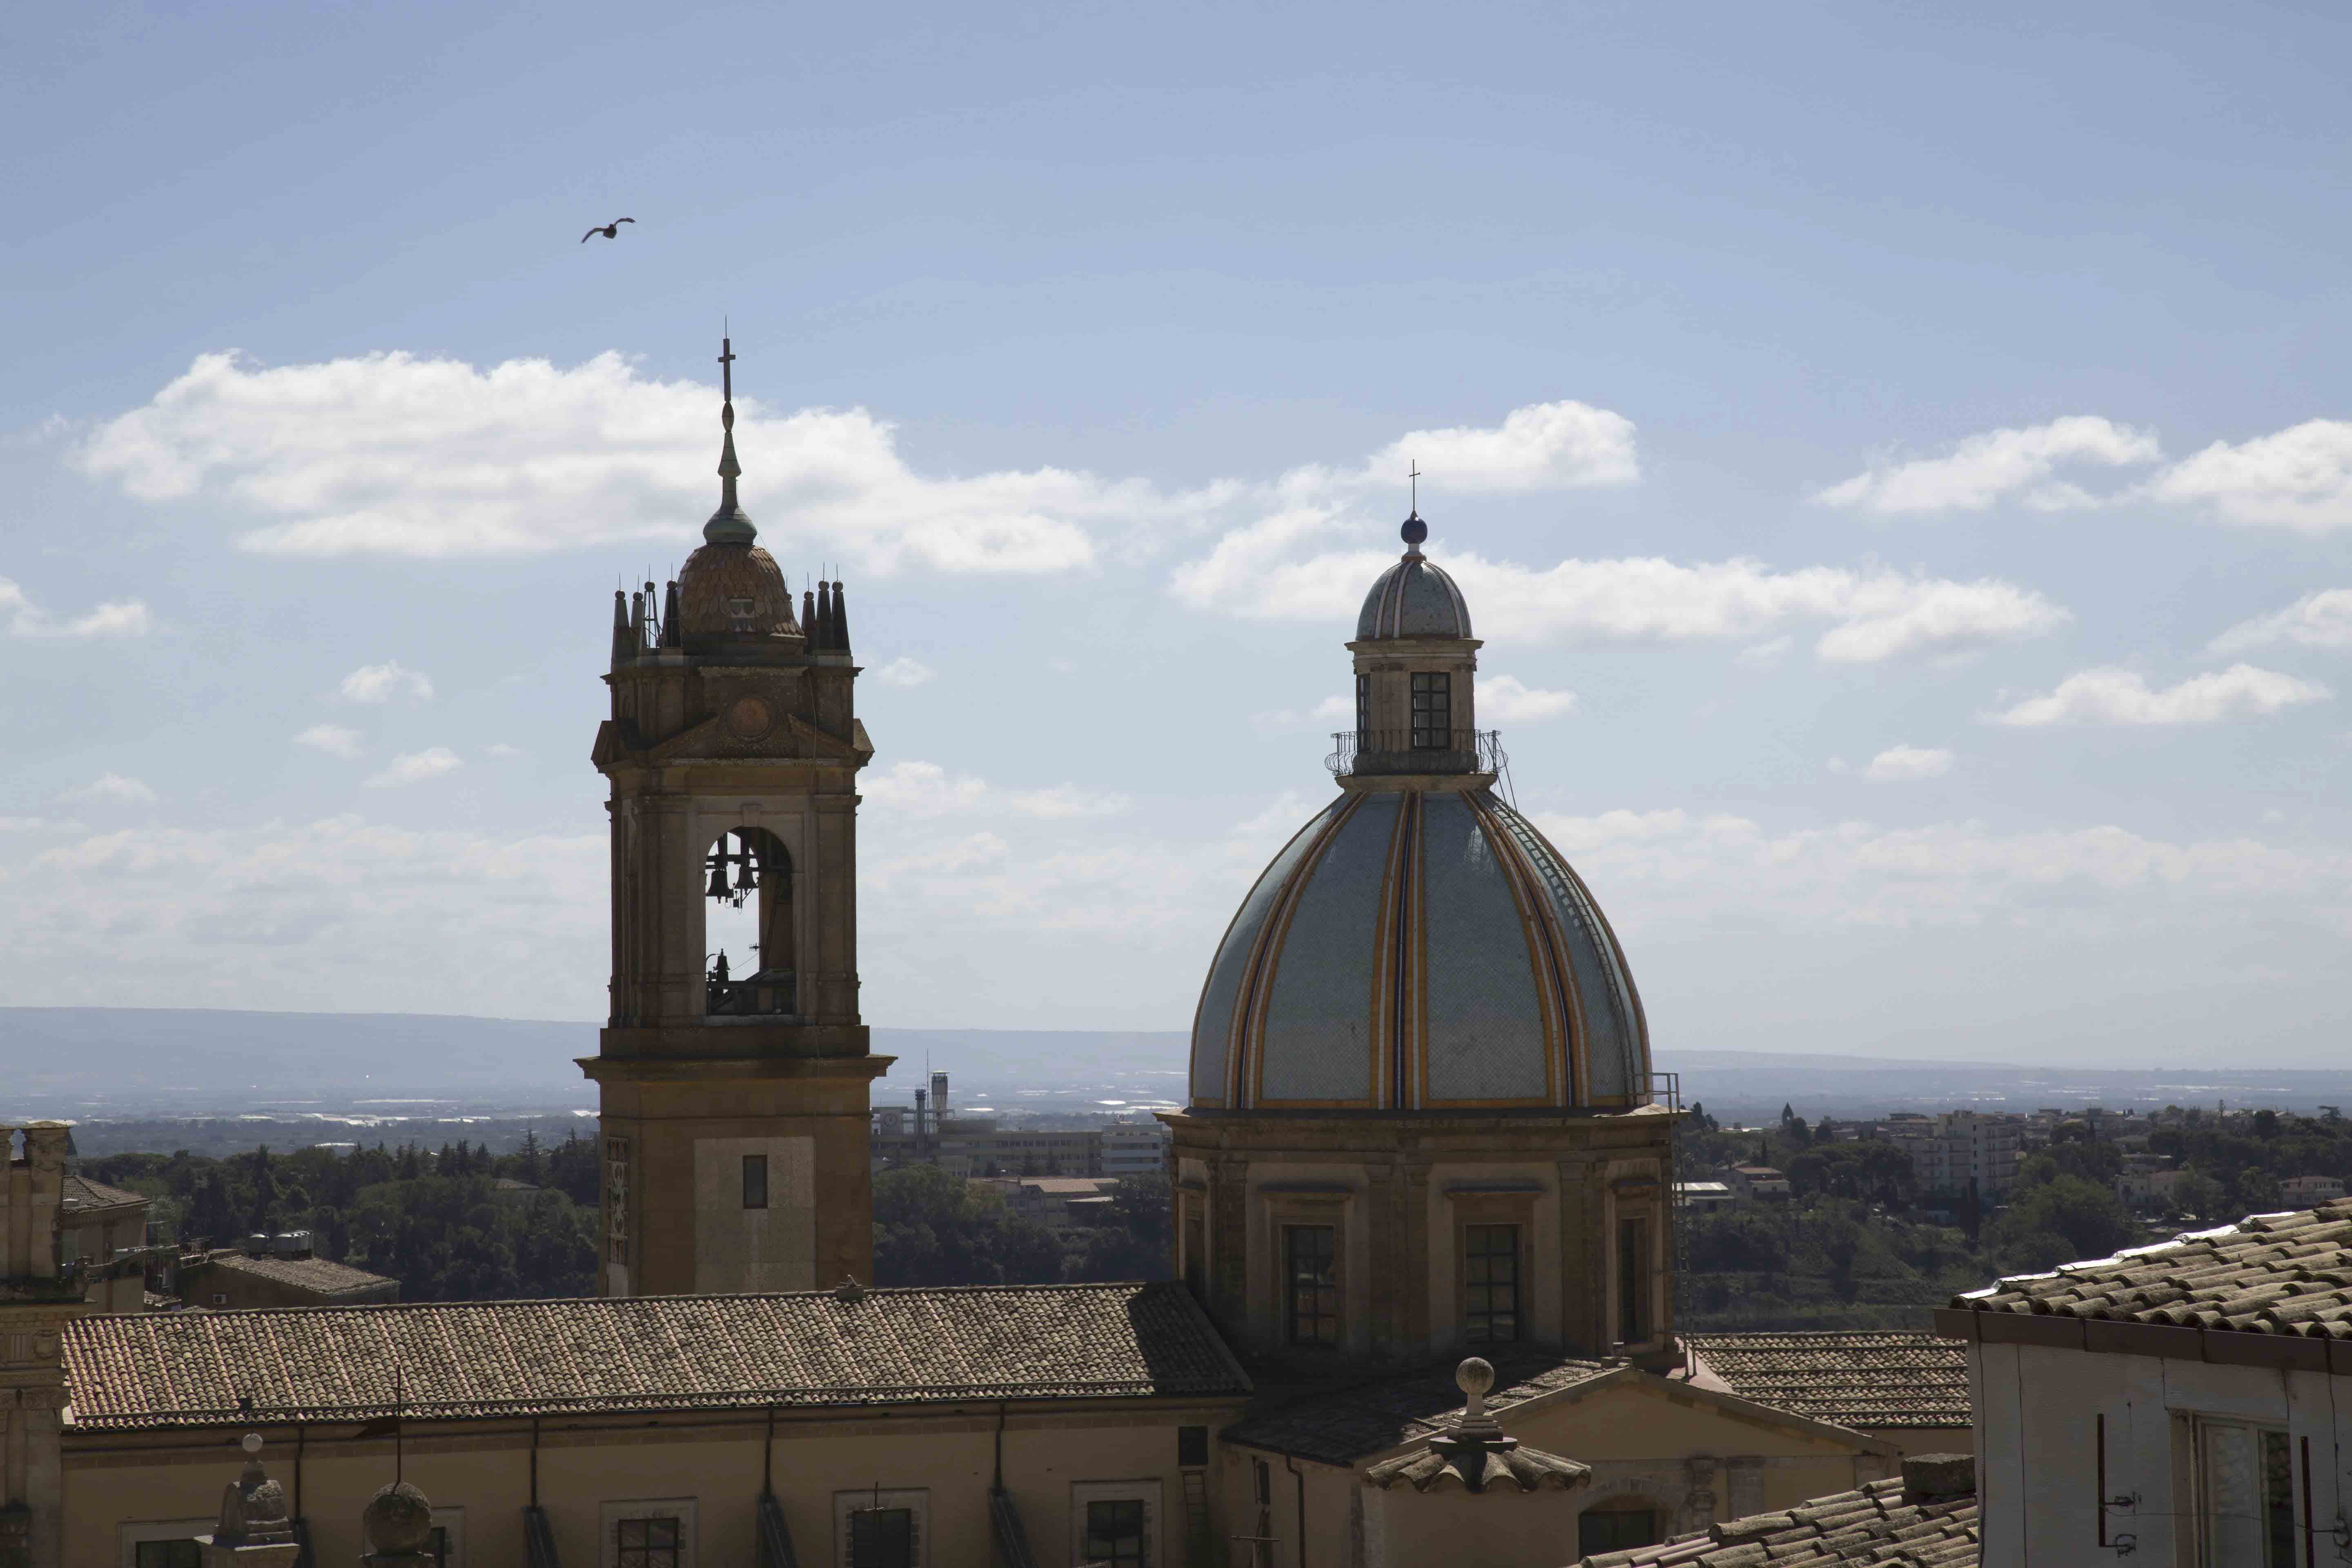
[{"x1": 580, "y1": 218, "x2": 635, "y2": 243}]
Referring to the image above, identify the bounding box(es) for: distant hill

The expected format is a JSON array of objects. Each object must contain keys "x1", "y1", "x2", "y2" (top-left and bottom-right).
[{"x1": 9, "y1": 1008, "x2": 2352, "y2": 1123}]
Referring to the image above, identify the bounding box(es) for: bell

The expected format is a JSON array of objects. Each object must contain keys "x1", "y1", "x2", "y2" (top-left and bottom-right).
[{"x1": 706, "y1": 856, "x2": 730, "y2": 900}]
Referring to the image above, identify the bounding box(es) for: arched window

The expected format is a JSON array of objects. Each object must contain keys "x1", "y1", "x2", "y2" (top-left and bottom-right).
[{"x1": 702, "y1": 827, "x2": 795, "y2": 1016}]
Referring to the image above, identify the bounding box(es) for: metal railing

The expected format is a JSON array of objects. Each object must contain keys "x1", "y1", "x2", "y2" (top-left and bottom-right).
[
  {"x1": 708, "y1": 968, "x2": 797, "y2": 1017},
  {"x1": 1325, "y1": 729, "x2": 1504, "y2": 778}
]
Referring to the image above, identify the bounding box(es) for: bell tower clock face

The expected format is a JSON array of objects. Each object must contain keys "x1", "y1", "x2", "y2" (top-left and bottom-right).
[{"x1": 724, "y1": 695, "x2": 774, "y2": 742}]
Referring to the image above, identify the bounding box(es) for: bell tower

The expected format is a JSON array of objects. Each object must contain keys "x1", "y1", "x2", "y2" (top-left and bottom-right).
[{"x1": 584, "y1": 338, "x2": 888, "y2": 1298}]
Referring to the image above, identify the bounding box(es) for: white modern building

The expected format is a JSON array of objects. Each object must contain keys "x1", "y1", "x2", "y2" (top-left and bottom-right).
[{"x1": 1938, "y1": 1199, "x2": 2352, "y2": 1567}]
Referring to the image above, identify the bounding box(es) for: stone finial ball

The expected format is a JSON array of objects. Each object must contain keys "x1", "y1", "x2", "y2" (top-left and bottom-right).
[
  {"x1": 363, "y1": 1482, "x2": 433, "y2": 1553},
  {"x1": 1456, "y1": 1357, "x2": 1495, "y2": 1398},
  {"x1": 241, "y1": 1432, "x2": 263, "y2": 1455},
  {"x1": 1401, "y1": 514, "x2": 1429, "y2": 547}
]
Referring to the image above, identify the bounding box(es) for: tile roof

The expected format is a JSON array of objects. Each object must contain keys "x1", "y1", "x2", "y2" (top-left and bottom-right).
[
  {"x1": 1582, "y1": 1474, "x2": 1978, "y2": 1567},
  {"x1": 60, "y1": 1174, "x2": 148, "y2": 1212},
  {"x1": 1684, "y1": 1332, "x2": 1969, "y2": 1429},
  {"x1": 63, "y1": 1281, "x2": 1250, "y2": 1432},
  {"x1": 1951, "y1": 1196, "x2": 2352, "y2": 1336},
  {"x1": 1221, "y1": 1354, "x2": 1611, "y2": 1466},
  {"x1": 206, "y1": 1253, "x2": 396, "y2": 1297}
]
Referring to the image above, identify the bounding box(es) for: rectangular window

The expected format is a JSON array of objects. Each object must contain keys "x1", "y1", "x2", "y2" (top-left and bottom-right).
[
  {"x1": 833, "y1": 1490, "x2": 926, "y2": 1568},
  {"x1": 1354, "y1": 673, "x2": 1370, "y2": 735},
  {"x1": 1284, "y1": 1224, "x2": 1339, "y2": 1346},
  {"x1": 742, "y1": 1154, "x2": 768, "y2": 1210},
  {"x1": 1617, "y1": 1216, "x2": 1649, "y2": 1346},
  {"x1": 134, "y1": 1544, "x2": 202, "y2": 1568},
  {"x1": 2196, "y1": 1419, "x2": 2296, "y2": 1567},
  {"x1": 1410, "y1": 673, "x2": 1451, "y2": 750},
  {"x1": 1084, "y1": 1501, "x2": 1149, "y2": 1567},
  {"x1": 848, "y1": 1511, "x2": 913, "y2": 1568},
  {"x1": 1577, "y1": 1508, "x2": 1660, "y2": 1555},
  {"x1": 1463, "y1": 1224, "x2": 1520, "y2": 1344},
  {"x1": 1183, "y1": 1204, "x2": 1206, "y2": 1303},
  {"x1": 1177, "y1": 1426, "x2": 1209, "y2": 1468},
  {"x1": 614, "y1": 1518, "x2": 681, "y2": 1568}
]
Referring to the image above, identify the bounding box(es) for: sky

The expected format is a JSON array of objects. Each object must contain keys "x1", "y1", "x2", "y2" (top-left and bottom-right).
[{"x1": 4, "y1": 0, "x2": 2350, "y2": 1067}]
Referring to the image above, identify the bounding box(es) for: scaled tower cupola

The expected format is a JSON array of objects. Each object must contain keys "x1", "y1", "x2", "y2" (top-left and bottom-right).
[
  {"x1": 585, "y1": 338, "x2": 887, "y2": 1298},
  {"x1": 1161, "y1": 506, "x2": 1679, "y2": 1368}
]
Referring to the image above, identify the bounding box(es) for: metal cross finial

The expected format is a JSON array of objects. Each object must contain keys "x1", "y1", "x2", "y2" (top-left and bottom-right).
[
  {"x1": 718, "y1": 334, "x2": 736, "y2": 412},
  {"x1": 1409, "y1": 460, "x2": 1420, "y2": 515}
]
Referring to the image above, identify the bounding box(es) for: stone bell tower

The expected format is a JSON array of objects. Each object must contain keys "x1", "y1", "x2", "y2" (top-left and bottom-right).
[{"x1": 584, "y1": 338, "x2": 888, "y2": 1298}]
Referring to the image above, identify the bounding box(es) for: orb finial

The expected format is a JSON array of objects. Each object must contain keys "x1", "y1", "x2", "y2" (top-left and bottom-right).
[
  {"x1": 1401, "y1": 461, "x2": 1428, "y2": 552},
  {"x1": 1456, "y1": 1355, "x2": 1495, "y2": 1412}
]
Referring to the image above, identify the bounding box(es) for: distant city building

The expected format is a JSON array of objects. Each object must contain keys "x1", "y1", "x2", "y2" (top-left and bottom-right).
[
  {"x1": 1887, "y1": 1111, "x2": 2021, "y2": 1200},
  {"x1": 1099, "y1": 1123, "x2": 1169, "y2": 1178},
  {"x1": 2281, "y1": 1174, "x2": 2345, "y2": 1205},
  {"x1": 1676, "y1": 1181, "x2": 1737, "y2": 1212},
  {"x1": 1724, "y1": 1165, "x2": 1792, "y2": 1200}
]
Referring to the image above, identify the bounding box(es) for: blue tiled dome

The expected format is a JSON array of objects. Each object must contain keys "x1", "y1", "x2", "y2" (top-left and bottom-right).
[
  {"x1": 1357, "y1": 553, "x2": 1472, "y2": 640},
  {"x1": 1188, "y1": 790, "x2": 1648, "y2": 1111}
]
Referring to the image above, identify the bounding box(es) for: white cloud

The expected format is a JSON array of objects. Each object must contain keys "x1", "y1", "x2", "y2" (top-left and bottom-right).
[
  {"x1": 1993, "y1": 665, "x2": 2330, "y2": 727},
  {"x1": 1819, "y1": 414, "x2": 2352, "y2": 533},
  {"x1": 860, "y1": 760, "x2": 1128, "y2": 820},
  {"x1": 0, "y1": 576, "x2": 151, "y2": 639},
  {"x1": 0, "y1": 815, "x2": 607, "y2": 1017},
  {"x1": 2152, "y1": 420, "x2": 2352, "y2": 533},
  {"x1": 75, "y1": 352, "x2": 1640, "y2": 574},
  {"x1": 1480, "y1": 676, "x2": 1578, "y2": 723},
  {"x1": 1174, "y1": 532, "x2": 2067, "y2": 663},
  {"x1": 0, "y1": 817, "x2": 75, "y2": 832},
  {"x1": 365, "y1": 747, "x2": 464, "y2": 787},
  {"x1": 1530, "y1": 806, "x2": 2342, "y2": 935},
  {"x1": 485, "y1": 743, "x2": 523, "y2": 758},
  {"x1": 65, "y1": 774, "x2": 158, "y2": 806},
  {"x1": 338, "y1": 661, "x2": 433, "y2": 704},
  {"x1": 2210, "y1": 589, "x2": 2352, "y2": 653},
  {"x1": 1816, "y1": 416, "x2": 2161, "y2": 514},
  {"x1": 294, "y1": 724, "x2": 363, "y2": 759},
  {"x1": 1355, "y1": 402, "x2": 1639, "y2": 493},
  {"x1": 872, "y1": 657, "x2": 936, "y2": 688},
  {"x1": 1864, "y1": 744, "x2": 1954, "y2": 781}
]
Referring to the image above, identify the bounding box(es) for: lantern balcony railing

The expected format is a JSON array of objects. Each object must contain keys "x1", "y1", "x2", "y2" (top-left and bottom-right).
[
  {"x1": 707, "y1": 966, "x2": 797, "y2": 1018},
  {"x1": 1325, "y1": 729, "x2": 1505, "y2": 779}
]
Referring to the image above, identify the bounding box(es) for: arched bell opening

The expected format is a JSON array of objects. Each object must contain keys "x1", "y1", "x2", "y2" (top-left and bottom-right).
[{"x1": 702, "y1": 826, "x2": 795, "y2": 1017}]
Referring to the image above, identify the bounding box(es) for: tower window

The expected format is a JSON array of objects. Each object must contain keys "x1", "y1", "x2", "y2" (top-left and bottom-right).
[
  {"x1": 1618, "y1": 1216, "x2": 1650, "y2": 1345},
  {"x1": 1283, "y1": 1224, "x2": 1339, "y2": 1347},
  {"x1": 742, "y1": 1154, "x2": 768, "y2": 1210},
  {"x1": 1410, "y1": 673, "x2": 1451, "y2": 749},
  {"x1": 1463, "y1": 1224, "x2": 1520, "y2": 1344},
  {"x1": 1354, "y1": 672, "x2": 1370, "y2": 734}
]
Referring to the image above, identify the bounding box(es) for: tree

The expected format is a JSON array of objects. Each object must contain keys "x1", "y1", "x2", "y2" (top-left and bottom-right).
[
  {"x1": 1063, "y1": 1179, "x2": 1175, "y2": 1283},
  {"x1": 1987, "y1": 1175, "x2": 2134, "y2": 1267},
  {"x1": 871, "y1": 1166, "x2": 1061, "y2": 1287}
]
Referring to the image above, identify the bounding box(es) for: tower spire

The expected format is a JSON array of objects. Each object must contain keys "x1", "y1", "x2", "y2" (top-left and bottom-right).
[{"x1": 704, "y1": 333, "x2": 757, "y2": 546}]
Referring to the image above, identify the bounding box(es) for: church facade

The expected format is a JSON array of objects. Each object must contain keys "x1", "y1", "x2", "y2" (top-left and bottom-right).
[{"x1": 10, "y1": 352, "x2": 1909, "y2": 1568}]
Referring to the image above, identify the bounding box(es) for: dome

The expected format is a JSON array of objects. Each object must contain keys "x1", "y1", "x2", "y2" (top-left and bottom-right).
[
  {"x1": 676, "y1": 541, "x2": 799, "y2": 641},
  {"x1": 1188, "y1": 788, "x2": 1646, "y2": 1111},
  {"x1": 1357, "y1": 546, "x2": 1472, "y2": 640}
]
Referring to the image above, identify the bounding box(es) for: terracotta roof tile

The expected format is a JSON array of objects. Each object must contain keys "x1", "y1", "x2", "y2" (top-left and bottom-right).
[
  {"x1": 1582, "y1": 1475, "x2": 1978, "y2": 1567},
  {"x1": 1222, "y1": 1354, "x2": 1611, "y2": 1466},
  {"x1": 64, "y1": 1281, "x2": 1250, "y2": 1432},
  {"x1": 1683, "y1": 1333, "x2": 1969, "y2": 1429},
  {"x1": 203, "y1": 1254, "x2": 396, "y2": 1297},
  {"x1": 1949, "y1": 1197, "x2": 2352, "y2": 1336},
  {"x1": 61, "y1": 1174, "x2": 148, "y2": 1212}
]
